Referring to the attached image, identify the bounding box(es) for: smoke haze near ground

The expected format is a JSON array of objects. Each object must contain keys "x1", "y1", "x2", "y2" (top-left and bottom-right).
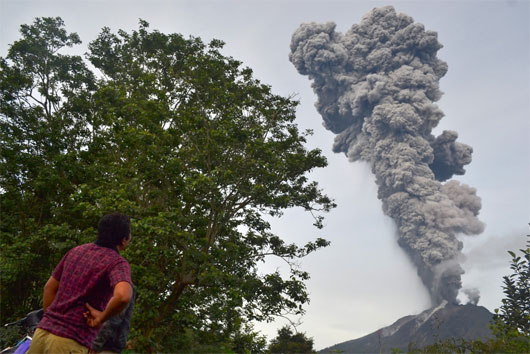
[{"x1": 289, "y1": 6, "x2": 485, "y2": 306}]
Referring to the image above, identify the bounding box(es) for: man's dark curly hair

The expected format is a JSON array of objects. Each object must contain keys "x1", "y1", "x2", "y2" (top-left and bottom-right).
[{"x1": 96, "y1": 212, "x2": 131, "y2": 249}]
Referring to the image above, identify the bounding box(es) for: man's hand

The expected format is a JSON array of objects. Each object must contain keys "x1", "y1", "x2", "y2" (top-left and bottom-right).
[
  {"x1": 84, "y1": 303, "x2": 104, "y2": 328},
  {"x1": 83, "y1": 282, "x2": 132, "y2": 328}
]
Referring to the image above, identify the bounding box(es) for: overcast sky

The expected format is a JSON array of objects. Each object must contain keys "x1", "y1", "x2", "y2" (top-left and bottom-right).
[{"x1": 1, "y1": 0, "x2": 528, "y2": 350}]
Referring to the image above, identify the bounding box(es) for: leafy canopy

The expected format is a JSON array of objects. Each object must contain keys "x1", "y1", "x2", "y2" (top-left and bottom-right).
[
  {"x1": 0, "y1": 17, "x2": 335, "y2": 352},
  {"x1": 493, "y1": 232, "x2": 530, "y2": 337},
  {"x1": 268, "y1": 325, "x2": 315, "y2": 354}
]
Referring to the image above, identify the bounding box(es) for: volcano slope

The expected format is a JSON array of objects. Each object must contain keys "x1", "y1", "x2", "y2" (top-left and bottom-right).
[{"x1": 320, "y1": 303, "x2": 493, "y2": 353}]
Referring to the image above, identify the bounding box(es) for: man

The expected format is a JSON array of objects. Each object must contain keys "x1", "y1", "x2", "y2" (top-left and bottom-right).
[{"x1": 28, "y1": 213, "x2": 133, "y2": 354}]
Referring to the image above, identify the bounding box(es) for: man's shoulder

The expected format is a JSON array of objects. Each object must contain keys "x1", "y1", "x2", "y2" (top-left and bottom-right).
[
  {"x1": 69, "y1": 243, "x2": 127, "y2": 263},
  {"x1": 65, "y1": 243, "x2": 93, "y2": 257},
  {"x1": 70, "y1": 242, "x2": 97, "y2": 251},
  {"x1": 67, "y1": 243, "x2": 130, "y2": 280}
]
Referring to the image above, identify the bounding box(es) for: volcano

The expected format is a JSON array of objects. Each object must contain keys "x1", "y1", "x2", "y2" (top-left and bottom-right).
[{"x1": 320, "y1": 303, "x2": 494, "y2": 353}]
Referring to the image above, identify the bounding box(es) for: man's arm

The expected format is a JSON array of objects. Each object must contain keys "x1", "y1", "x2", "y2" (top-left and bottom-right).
[
  {"x1": 84, "y1": 281, "x2": 132, "y2": 328},
  {"x1": 43, "y1": 276, "x2": 59, "y2": 311}
]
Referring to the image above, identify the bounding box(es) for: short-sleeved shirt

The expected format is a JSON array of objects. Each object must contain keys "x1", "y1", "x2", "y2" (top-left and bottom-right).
[{"x1": 38, "y1": 243, "x2": 132, "y2": 349}]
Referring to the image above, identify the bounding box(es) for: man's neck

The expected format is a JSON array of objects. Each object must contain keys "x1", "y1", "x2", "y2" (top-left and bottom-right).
[{"x1": 94, "y1": 241, "x2": 119, "y2": 253}]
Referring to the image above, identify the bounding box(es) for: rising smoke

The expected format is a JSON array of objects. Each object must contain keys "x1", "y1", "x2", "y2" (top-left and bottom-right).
[
  {"x1": 289, "y1": 6, "x2": 484, "y2": 305},
  {"x1": 463, "y1": 288, "x2": 481, "y2": 305}
]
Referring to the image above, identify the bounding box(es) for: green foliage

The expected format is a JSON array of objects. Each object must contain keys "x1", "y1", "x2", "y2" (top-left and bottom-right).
[
  {"x1": 492, "y1": 232, "x2": 530, "y2": 337},
  {"x1": 406, "y1": 334, "x2": 529, "y2": 354},
  {"x1": 0, "y1": 325, "x2": 24, "y2": 349},
  {"x1": 151, "y1": 323, "x2": 267, "y2": 354},
  {"x1": 487, "y1": 231, "x2": 530, "y2": 353},
  {"x1": 268, "y1": 326, "x2": 315, "y2": 354},
  {"x1": 1, "y1": 16, "x2": 96, "y2": 319},
  {"x1": 1, "y1": 17, "x2": 335, "y2": 352}
]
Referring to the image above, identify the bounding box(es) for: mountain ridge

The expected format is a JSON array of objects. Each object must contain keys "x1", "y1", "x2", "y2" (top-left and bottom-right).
[{"x1": 320, "y1": 303, "x2": 494, "y2": 353}]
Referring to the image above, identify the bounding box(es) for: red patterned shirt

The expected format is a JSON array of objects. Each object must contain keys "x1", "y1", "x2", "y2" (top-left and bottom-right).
[{"x1": 38, "y1": 243, "x2": 132, "y2": 349}]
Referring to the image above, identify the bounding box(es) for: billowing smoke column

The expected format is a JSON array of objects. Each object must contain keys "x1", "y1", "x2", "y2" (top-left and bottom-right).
[{"x1": 289, "y1": 6, "x2": 484, "y2": 305}]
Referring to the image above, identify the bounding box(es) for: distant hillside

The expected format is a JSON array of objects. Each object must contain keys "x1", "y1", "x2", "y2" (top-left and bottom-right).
[{"x1": 320, "y1": 303, "x2": 494, "y2": 353}]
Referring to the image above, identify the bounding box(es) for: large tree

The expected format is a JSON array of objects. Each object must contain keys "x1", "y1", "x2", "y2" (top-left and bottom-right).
[{"x1": 1, "y1": 18, "x2": 335, "y2": 351}]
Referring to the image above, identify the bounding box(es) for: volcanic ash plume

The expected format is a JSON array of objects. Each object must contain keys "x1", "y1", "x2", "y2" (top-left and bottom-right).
[{"x1": 289, "y1": 6, "x2": 484, "y2": 305}]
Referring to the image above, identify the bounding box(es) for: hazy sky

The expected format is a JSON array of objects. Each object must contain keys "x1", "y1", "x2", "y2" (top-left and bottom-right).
[{"x1": 1, "y1": 0, "x2": 528, "y2": 350}]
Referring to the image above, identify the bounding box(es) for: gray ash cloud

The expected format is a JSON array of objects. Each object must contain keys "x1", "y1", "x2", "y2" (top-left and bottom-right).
[{"x1": 289, "y1": 6, "x2": 484, "y2": 305}]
